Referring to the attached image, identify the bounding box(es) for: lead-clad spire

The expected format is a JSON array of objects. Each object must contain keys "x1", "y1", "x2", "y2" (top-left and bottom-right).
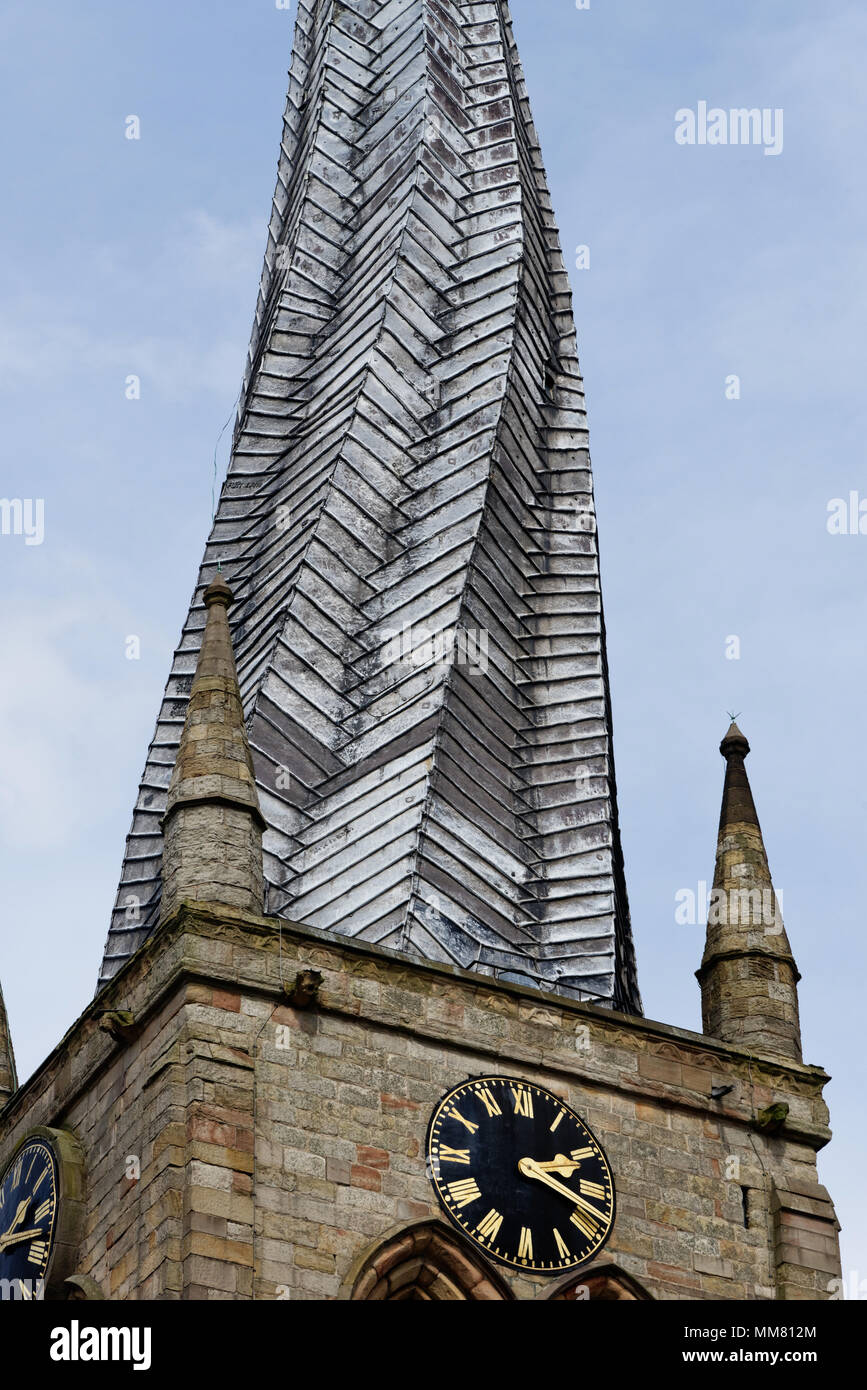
[
  {"x1": 100, "y1": 0, "x2": 640, "y2": 1011},
  {"x1": 697, "y1": 724, "x2": 802, "y2": 1060}
]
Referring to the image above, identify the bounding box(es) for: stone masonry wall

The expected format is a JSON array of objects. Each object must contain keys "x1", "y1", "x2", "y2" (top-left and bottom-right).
[{"x1": 0, "y1": 904, "x2": 840, "y2": 1301}]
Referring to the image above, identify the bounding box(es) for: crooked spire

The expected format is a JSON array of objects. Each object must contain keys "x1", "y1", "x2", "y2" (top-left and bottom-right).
[
  {"x1": 0, "y1": 982, "x2": 17, "y2": 1105},
  {"x1": 99, "y1": 0, "x2": 640, "y2": 1012},
  {"x1": 697, "y1": 723, "x2": 802, "y2": 1061},
  {"x1": 160, "y1": 576, "x2": 265, "y2": 922}
]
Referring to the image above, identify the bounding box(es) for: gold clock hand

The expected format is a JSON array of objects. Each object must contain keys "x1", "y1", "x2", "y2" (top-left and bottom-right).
[
  {"x1": 518, "y1": 1157, "x2": 605, "y2": 1222},
  {"x1": 0, "y1": 1226, "x2": 46, "y2": 1252},
  {"x1": 535, "y1": 1154, "x2": 578, "y2": 1177},
  {"x1": 0, "y1": 1198, "x2": 31, "y2": 1244}
]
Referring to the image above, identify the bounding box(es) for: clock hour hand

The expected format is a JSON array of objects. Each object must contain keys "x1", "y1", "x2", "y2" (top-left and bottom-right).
[
  {"x1": 0, "y1": 1226, "x2": 46, "y2": 1252},
  {"x1": 534, "y1": 1154, "x2": 578, "y2": 1178},
  {"x1": 517, "y1": 1156, "x2": 604, "y2": 1222}
]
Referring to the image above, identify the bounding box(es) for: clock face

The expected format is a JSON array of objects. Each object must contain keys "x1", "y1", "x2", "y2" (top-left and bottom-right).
[
  {"x1": 427, "y1": 1076, "x2": 615, "y2": 1274},
  {"x1": 0, "y1": 1138, "x2": 59, "y2": 1298}
]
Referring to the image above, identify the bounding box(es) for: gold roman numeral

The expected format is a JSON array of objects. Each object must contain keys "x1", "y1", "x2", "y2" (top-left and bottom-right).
[
  {"x1": 476, "y1": 1209, "x2": 503, "y2": 1242},
  {"x1": 476, "y1": 1086, "x2": 502, "y2": 1118},
  {"x1": 31, "y1": 1167, "x2": 49, "y2": 1195},
  {"x1": 448, "y1": 1107, "x2": 479, "y2": 1135},
  {"x1": 553, "y1": 1227, "x2": 571, "y2": 1259},
  {"x1": 570, "y1": 1146, "x2": 594, "y2": 1162},
  {"x1": 28, "y1": 1241, "x2": 48, "y2": 1266},
  {"x1": 447, "y1": 1178, "x2": 482, "y2": 1209},
  {"x1": 549, "y1": 1108, "x2": 565, "y2": 1132},
  {"x1": 511, "y1": 1086, "x2": 534, "y2": 1118},
  {"x1": 570, "y1": 1208, "x2": 599, "y2": 1241},
  {"x1": 34, "y1": 1200, "x2": 52, "y2": 1223},
  {"x1": 579, "y1": 1179, "x2": 607, "y2": 1200},
  {"x1": 518, "y1": 1227, "x2": 534, "y2": 1260},
  {"x1": 438, "y1": 1146, "x2": 471, "y2": 1165},
  {"x1": 11, "y1": 1158, "x2": 23, "y2": 1187}
]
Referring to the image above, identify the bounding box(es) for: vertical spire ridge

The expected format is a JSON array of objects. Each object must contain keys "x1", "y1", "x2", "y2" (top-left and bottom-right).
[
  {"x1": 160, "y1": 576, "x2": 265, "y2": 922},
  {"x1": 0, "y1": 982, "x2": 18, "y2": 1105},
  {"x1": 697, "y1": 724, "x2": 802, "y2": 1061}
]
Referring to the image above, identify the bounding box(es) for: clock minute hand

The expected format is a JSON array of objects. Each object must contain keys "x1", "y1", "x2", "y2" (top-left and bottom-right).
[
  {"x1": 518, "y1": 1157, "x2": 604, "y2": 1222},
  {"x1": 0, "y1": 1226, "x2": 46, "y2": 1252}
]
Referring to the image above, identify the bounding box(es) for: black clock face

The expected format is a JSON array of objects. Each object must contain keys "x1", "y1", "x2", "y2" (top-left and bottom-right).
[
  {"x1": 427, "y1": 1077, "x2": 615, "y2": 1274},
  {"x1": 0, "y1": 1138, "x2": 59, "y2": 1298}
]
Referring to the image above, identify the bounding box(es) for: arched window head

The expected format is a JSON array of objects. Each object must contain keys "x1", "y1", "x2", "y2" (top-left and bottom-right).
[
  {"x1": 346, "y1": 1220, "x2": 513, "y2": 1301},
  {"x1": 547, "y1": 1263, "x2": 652, "y2": 1301}
]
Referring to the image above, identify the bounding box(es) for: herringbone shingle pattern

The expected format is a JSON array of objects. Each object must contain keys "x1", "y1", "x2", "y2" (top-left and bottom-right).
[{"x1": 99, "y1": 0, "x2": 641, "y2": 1013}]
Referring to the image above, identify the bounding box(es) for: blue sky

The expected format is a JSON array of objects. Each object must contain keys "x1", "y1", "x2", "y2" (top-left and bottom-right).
[{"x1": 1, "y1": 0, "x2": 864, "y2": 1287}]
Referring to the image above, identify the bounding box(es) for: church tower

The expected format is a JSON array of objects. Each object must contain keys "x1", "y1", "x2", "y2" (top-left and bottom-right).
[{"x1": 0, "y1": 1, "x2": 840, "y2": 1304}]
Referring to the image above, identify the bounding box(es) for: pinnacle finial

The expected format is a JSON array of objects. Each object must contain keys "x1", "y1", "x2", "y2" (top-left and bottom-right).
[
  {"x1": 720, "y1": 720, "x2": 750, "y2": 759},
  {"x1": 204, "y1": 573, "x2": 232, "y2": 607}
]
